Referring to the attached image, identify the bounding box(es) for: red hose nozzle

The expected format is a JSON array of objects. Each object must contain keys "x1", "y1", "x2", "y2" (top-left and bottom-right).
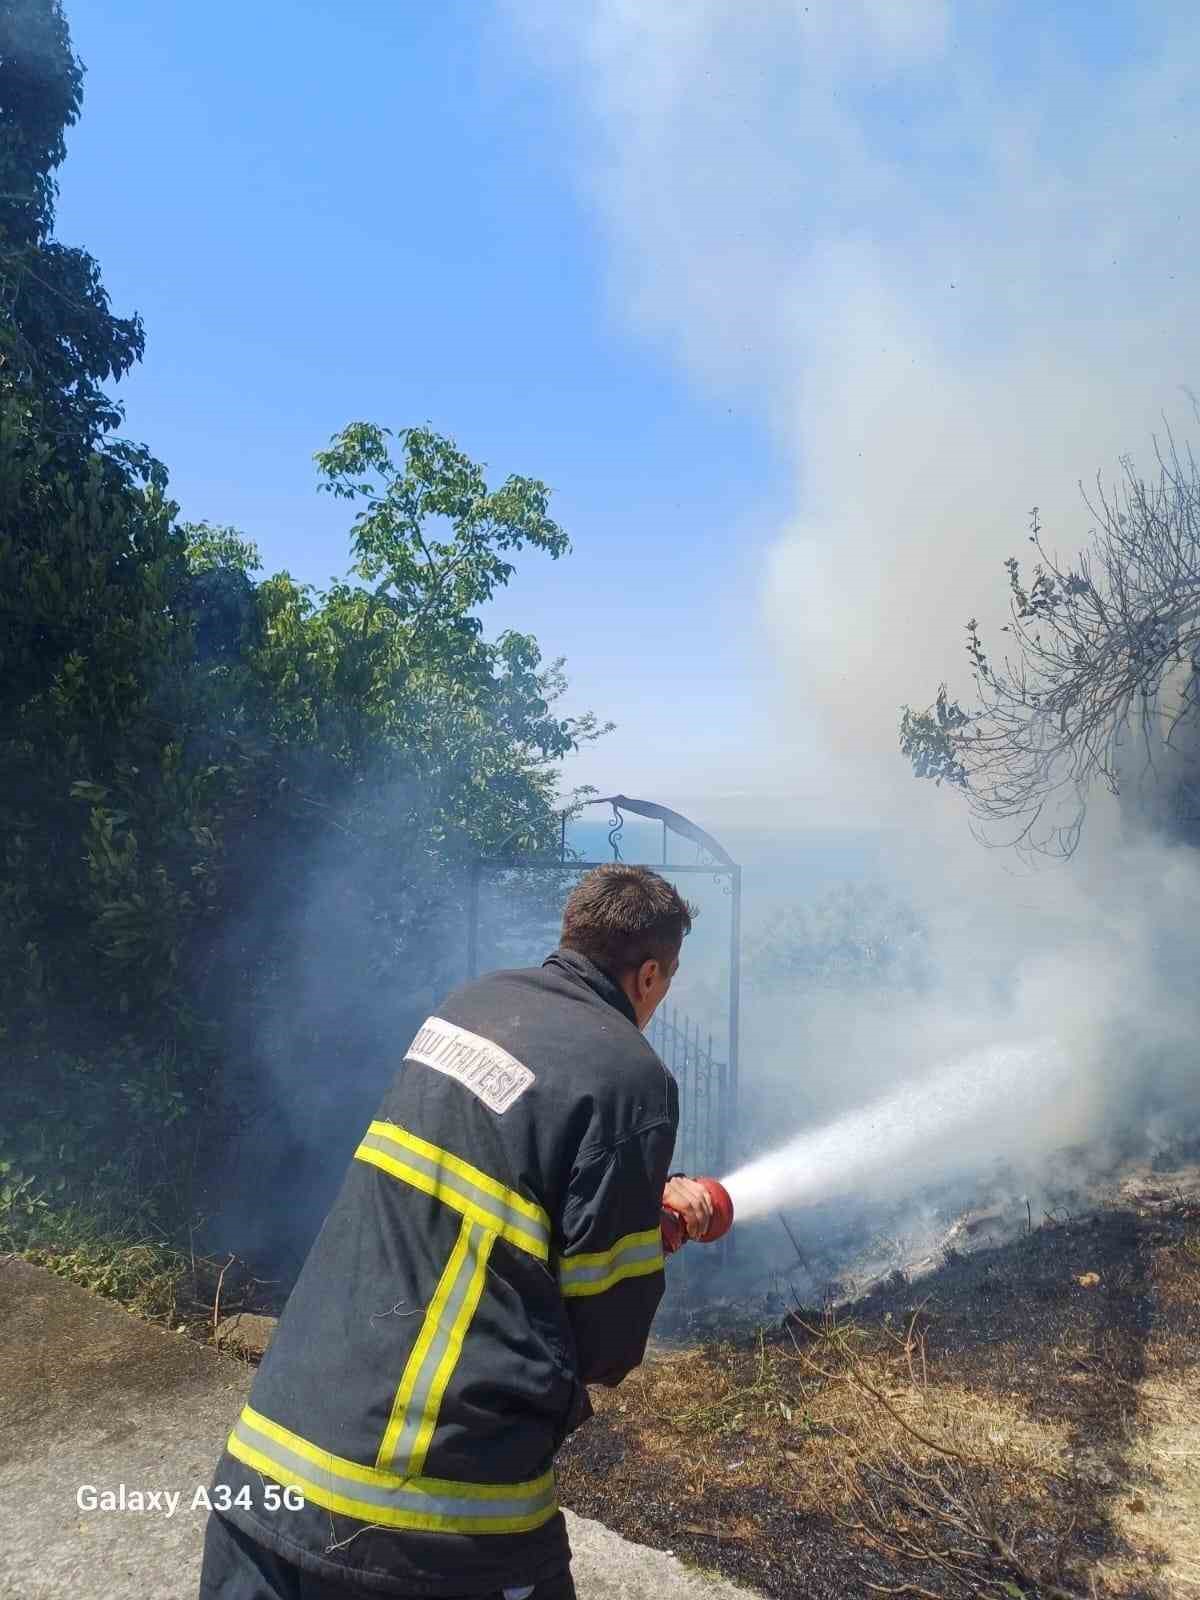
[{"x1": 660, "y1": 1176, "x2": 734, "y2": 1254}]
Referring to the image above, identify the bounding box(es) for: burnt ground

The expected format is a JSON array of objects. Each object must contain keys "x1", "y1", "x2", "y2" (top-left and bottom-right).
[{"x1": 556, "y1": 1176, "x2": 1200, "y2": 1599}]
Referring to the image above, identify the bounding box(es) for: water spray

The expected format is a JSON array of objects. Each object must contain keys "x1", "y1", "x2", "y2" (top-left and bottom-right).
[
  {"x1": 719, "y1": 1037, "x2": 1071, "y2": 1225},
  {"x1": 658, "y1": 1040, "x2": 1070, "y2": 1258}
]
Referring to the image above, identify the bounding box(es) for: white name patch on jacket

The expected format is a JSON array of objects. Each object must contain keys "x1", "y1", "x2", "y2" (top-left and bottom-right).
[{"x1": 406, "y1": 1017, "x2": 534, "y2": 1113}]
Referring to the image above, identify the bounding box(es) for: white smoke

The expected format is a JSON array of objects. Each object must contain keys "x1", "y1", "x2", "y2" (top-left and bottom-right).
[
  {"x1": 505, "y1": 2, "x2": 1200, "y2": 1237},
  {"x1": 508, "y1": 0, "x2": 1200, "y2": 819}
]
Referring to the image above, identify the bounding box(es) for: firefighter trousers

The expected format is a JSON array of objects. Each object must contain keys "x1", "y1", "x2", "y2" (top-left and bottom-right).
[{"x1": 198, "y1": 1512, "x2": 577, "y2": 1600}]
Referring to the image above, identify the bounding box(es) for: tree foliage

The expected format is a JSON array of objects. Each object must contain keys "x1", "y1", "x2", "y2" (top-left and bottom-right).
[
  {"x1": 1, "y1": 410, "x2": 609, "y2": 1220},
  {"x1": 900, "y1": 430, "x2": 1200, "y2": 856},
  {"x1": 0, "y1": 407, "x2": 218, "y2": 1214},
  {"x1": 0, "y1": 0, "x2": 144, "y2": 444}
]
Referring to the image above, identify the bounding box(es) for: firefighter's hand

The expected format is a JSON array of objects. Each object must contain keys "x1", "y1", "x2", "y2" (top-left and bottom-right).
[{"x1": 662, "y1": 1176, "x2": 713, "y2": 1241}]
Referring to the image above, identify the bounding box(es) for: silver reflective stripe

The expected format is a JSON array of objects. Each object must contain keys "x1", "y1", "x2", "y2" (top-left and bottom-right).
[
  {"x1": 355, "y1": 1129, "x2": 550, "y2": 1255},
  {"x1": 231, "y1": 1412, "x2": 557, "y2": 1523},
  {"x1": 380, "y1": 1219, "x2": 492, "y2": 1472},
  {"x1": 560, "y1": 1235, "x2": 662, "y2": 1286}
]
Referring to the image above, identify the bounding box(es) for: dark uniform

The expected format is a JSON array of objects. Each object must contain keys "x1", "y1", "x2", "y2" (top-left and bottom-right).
[{"x1": 199, "y1": 948, "x2": 679, "y2": 1598}]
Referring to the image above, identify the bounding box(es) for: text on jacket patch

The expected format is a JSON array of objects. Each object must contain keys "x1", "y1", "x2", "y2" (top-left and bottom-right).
[{"x1": 406, "y1": 1016, "x2": 534, "y2": 1113}]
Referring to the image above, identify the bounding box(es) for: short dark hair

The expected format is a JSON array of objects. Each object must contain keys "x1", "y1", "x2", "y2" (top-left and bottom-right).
[{"x1": 560, "y1": 864, "x2": 697, "y2": 978}]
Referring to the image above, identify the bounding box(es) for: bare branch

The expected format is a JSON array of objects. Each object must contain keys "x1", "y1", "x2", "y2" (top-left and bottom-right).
[{"x1": 902, "y1": 432, "x2": 1200, "y2": 856}]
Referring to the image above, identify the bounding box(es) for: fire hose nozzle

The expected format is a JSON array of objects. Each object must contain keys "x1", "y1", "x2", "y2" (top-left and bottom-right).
[{"x1": 660, "y1": 1176, "x2": 734, "y2": 1254}]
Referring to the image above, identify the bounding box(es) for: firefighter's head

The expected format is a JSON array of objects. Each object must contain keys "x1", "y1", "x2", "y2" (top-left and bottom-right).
[{"x1": 560, "y1": 864, "x2": 697, "y2": 1029}]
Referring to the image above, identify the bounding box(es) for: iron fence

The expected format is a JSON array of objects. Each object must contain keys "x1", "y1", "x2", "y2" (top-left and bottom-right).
[{"x1": 647, "y1": 1004, "x2": 727, "y2": 1179}]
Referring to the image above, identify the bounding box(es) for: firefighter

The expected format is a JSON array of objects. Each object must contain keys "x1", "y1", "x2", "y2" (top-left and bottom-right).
[{"x1": 199, "y1": 863, "x2": 712, "y2": 1599}]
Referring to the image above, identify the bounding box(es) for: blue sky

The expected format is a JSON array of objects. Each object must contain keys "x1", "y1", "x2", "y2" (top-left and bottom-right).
[{"x1": 54, "y1": 1, "x2": 1200, "y2": 839}]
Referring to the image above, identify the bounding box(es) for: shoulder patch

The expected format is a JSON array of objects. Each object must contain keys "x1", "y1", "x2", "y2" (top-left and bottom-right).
[{"x1": 405, "y1": 1016, "x2": 534, "y2": 1113}]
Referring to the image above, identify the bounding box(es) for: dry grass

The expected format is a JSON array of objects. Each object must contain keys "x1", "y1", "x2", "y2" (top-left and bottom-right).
[
  {"x1": 558, "y1": 1189, "x2": 1200, "y2": 1599},
  {"x1": 581, "y1": 1315, "x2": 1086, "y2": 1597}
]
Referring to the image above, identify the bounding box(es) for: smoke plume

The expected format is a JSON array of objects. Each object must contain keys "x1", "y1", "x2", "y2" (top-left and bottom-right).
[{"x1": 505, "y1": 0, "x2": 1200, "y2": 1278}]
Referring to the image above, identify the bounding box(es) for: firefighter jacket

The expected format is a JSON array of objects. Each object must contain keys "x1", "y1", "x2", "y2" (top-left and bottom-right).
[{"x1": 210, "y1": 947, "x2": 679, "y2": 1596}]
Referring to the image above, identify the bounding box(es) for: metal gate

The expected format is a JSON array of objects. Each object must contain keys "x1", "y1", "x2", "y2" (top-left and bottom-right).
[
  {"x1": 465, "y1": 794, "x2": 740, "y2": 1178},
  {"x1": 645, "y1": 1005, "x2": 728, "y2": 1184}
]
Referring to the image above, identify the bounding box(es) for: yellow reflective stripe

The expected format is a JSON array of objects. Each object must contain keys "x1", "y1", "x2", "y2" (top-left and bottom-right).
[
  {"x1": 376, "y1": 1217, "x2": 472, "y2": 1469},
  {"x1": 227, "y1": 1405, "x2": 557, "y2": 1536},
  {"x1": 558, "y1": 1227, "x2": 664, "y2": 1299},
  {"x1": 562, "y1": 1227, "x2": 662, "y2": 1271},
  {"x1": 371, "y1": 1121, "x2": 547, "y2": 1228},
  {"x1": 355, "y1": 1120, "x2": 549, "y2": 1260},
  {"x1": 559, "y1": 1254, "x2": 664, "y2": 1297},
  {"x1": 376, "y1": 1217, "x2": 494, "y2": 1474},
  {"x1": 415, "y1": 1225, "x2": 492, "y2": 1470}
]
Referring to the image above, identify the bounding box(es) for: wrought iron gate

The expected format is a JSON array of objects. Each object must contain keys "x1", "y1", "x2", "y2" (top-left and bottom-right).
[
  {"x1": 465, "y1": 794, "x2": 740, "y2": 1178},
  {"x1": 645, "y1": 1005, "x2": 728, "y2": 1183}
]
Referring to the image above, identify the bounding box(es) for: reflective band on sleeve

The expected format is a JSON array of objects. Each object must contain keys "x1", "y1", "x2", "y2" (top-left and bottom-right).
[
  {"x1": 557, "y1": 1227, "x2": 664, "y2": 1298},
  {"x1": 354, "y1": 1120, "x2": 550, "y2": 1260},
  {"x1": 226, "y1": 1405, "x2": 558, "y2": 1536},
  {"x1": 376, "y1": 1216, "x2": 494, "y2": 1474}
]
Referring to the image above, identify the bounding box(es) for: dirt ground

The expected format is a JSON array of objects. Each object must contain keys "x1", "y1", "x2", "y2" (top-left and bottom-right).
[
  {"x1": 0, "y1": 1258, "x2": 760, "y2": 1600},
  {"x1": 556, "y1": 1173, "x2": 1200, "y2": 1599}
]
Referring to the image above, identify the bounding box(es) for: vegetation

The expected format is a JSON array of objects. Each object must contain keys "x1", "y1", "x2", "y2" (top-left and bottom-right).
[
  {"x1": 0, "y1": 0, "x2": 607, "y2": 1283},
  {"x1": 900, "y1": 434, "x2": 1200, "y2": 857},
  {"x1": 0, "y1": 0, "x2": 144, "y2": 447}
]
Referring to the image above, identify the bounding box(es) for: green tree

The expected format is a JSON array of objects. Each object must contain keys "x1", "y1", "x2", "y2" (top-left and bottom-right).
[
  {"x1": 1, "y1": 415, "x2": 612, "y2": 1228},
  {"x1": 206, "y1": 425, "x2": 612, "y2": 1018},
  {"x1": 0, "y1": 1, "x2": 213, "y2": 1222},
  {"x1": 0, "y1": 395, "x2": 222, "y2": 1214},
  {"x1": 0, "y1": 0, "x2": 144, "y2": 446}
]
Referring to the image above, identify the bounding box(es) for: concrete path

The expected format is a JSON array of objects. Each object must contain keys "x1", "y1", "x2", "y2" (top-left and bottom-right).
[{"x1": 0, "y1": 1259, "x2": 756, "y2": 1600}]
